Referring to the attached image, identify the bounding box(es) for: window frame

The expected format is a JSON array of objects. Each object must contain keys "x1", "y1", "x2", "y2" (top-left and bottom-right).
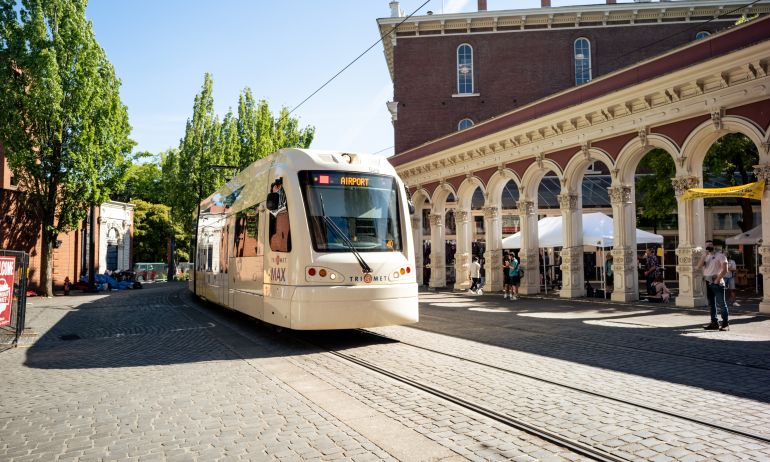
[
  {"x1": 456, "y1": 43, "x2": 474, "y2": 95},
  {"x1": 574, "y1": 37, "x2": 592, "y2": 85},
  {"x1": 458, "y1": 118, "x2": 474, "y2": 131}
]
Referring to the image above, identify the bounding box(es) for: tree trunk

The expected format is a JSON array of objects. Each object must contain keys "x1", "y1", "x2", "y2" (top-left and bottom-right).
[{"x1": 39, "y1": 234, "x2": 54, "y2": 297}]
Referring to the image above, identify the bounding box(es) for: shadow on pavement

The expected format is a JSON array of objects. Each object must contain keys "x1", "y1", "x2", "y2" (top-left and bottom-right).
[{"x1": 412, "y1": 290, "x2": 770, "y2": 403}]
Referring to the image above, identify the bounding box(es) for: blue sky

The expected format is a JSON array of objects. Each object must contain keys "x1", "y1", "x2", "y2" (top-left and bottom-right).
[{"x1": 86, "y1": 0, "x2": 609, "y2": 158}]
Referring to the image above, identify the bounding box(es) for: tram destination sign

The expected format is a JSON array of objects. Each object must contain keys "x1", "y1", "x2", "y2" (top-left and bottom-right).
[
  {"x1": 310, "y1": 171, "x2": 391, "y2": 189},
  {"x1": 0, "y1": 256, "x2": 15, "y2": 327}
]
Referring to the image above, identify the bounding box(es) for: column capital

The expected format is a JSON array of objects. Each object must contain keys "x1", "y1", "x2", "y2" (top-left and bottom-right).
[
  {"x1": 753, "y1": 163, "x2": 770, "y2": 182},
  {"x1": 429, "y1": 213, "x2": 443, "y2": 226},
  {"x1": 483, "y1": 206, "x2": 499, "y2": 219},
  {"x1": 607, "y1": 185, "x2": 632, "y2": 205},
  {"x1": 671, "y1": 176, "x2": 700, "y2": 197},
  {"x1": 557, "y1": 194, "x2": 579, "y2": 211},
  {"x1": 516, "y1": 200, "x2": 535, "y2": 215},
  {"x1": 454, "y1": 210, "x2": 471, "y2": 224}
]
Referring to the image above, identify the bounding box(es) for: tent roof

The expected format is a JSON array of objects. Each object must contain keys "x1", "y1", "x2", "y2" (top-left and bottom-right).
[
  {"x1": 502, "y1": 212, "x2": 663, "y2": 249},
  {"x1": 725, "y1": 225, "x2": 762, "y2": 245}
]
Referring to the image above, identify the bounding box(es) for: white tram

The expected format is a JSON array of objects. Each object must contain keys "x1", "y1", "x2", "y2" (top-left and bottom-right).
[{"x1": 190, "y1": 148, "x2": 419, "y2": 329}]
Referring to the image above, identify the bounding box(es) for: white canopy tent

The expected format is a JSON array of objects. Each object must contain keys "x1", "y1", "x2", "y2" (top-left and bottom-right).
[
  {"x1": 725, "y1": 225, "x2": 761, "y2": 293},
  {"x1": 502, "y1": 212, "x2": 663, "y2": 249},
  {"x1": 501, "y1": 212, "x2": 664, "y2": 297}
]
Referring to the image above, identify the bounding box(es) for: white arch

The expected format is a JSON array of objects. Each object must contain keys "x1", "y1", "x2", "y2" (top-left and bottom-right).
[
  {"x1": 562, "y1": 148, "x2": 615, "y2": 193},
  {"x1": 411, "y1": 188, "x2": 432, "y2": 208},
  {"x1": 485, "y1": 169, "x2": 521, "y2": 207},
  {"x1": 456, "y1": 176, "x2": 486, "y2": 210},
  {"x1": 615, "y1": 133, "x2": 681, "y2": 185},
  {"x1": 520, "y1": 159, "x2": 564, "y2": 201},
  {"x1": 681, "y1": 116, "x2": 767, "y2": 175},
  {"x1": 431, "y1": 183, "x2": 456, "y2": 213}
]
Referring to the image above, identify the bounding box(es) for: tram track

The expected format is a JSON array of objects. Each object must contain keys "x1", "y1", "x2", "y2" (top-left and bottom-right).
[
  {"x1": 353, "y1": 328, "x2": 770, "y2": 446},
  {"x1": 297, "y1": 333, "x2": 629, "y2": 462}
]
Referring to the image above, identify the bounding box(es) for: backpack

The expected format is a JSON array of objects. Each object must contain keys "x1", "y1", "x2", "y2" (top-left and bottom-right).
[{"x1": 509, "y1": 260, "x2": 521, "y2": 277}]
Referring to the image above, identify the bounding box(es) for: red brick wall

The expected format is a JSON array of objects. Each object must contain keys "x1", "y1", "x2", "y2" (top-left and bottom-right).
[{"x1": 392, "y1": 22, "x2": 725, "y2": 153}]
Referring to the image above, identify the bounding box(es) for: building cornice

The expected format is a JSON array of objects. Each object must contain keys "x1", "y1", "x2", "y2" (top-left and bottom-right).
[
  {"x1": 377, "y1": 0, "x2": 770, "y2": 80},
  {"x1": 395, "y1": 32, "x2": 769, "y2": 188}
]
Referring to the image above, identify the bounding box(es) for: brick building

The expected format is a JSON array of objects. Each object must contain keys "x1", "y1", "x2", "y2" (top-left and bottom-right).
[
  {"x1": 380, "y1": 0, "x2": 770, "y2": 153},
  {"x1": 0, "y1": 148, "x2": 134, "y2": 291}
]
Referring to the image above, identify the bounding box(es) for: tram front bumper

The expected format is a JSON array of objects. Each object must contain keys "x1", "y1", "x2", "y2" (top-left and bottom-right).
[{"x1": 290, "y1": 283, "x2": 419, "y2": 330}]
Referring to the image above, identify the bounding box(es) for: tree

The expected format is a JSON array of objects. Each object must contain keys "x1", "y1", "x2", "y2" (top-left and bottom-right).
[
  {"x1": 113, "y1": 151, "x2": 164, "y2": 203},
  {"x1": 635, "y1": 149, "x2": 677, "y2": 233},
  {"x1": 0, "y1": 0, "x2": 134, "y2": 296},
  {"x1": 131, "y1": 199, "x2": 175, "y2": 263},
  {"x1": 702, "y1": 133, "x2": 758, "y2": 232}
]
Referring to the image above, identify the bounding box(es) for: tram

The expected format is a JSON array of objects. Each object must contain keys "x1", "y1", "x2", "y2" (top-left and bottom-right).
[{"x1": 190, "y1": 148, "x2": 419, "y2": 329}]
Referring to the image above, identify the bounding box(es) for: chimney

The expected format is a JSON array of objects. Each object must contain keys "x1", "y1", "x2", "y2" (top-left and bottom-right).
[
  {"x1": 389, "y1": 1, "x2": 403, "y2": 18},
  {"x1": 478, "y1": 0, "x2": 487, "y2": 11},
  {"x1": 541, "y1": 0, "x2": 551, "y2": 7},
  {"x1": 606, "y1": 0, "x2": 616, "y2": 3}
]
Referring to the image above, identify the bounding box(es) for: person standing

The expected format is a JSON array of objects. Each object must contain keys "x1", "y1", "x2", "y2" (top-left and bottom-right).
[
  {"x1": 725, "y1": 253, "x2": 739, "y2": 307},
  {"x1": 509, "y1": 254, "x2": 522, "y2": 300},
  {"x1": 699, "y1": 240, "x2": 730, "y2": 331},
  {"x1": 502, "y1": 253, "x2": 512, "y2": 299},
  {"x1": 643, "y1": 248, "x2": 660, "y2": 295},
  {"x1": 469, "y1": 256, "x2": 482, "y2": 295}
]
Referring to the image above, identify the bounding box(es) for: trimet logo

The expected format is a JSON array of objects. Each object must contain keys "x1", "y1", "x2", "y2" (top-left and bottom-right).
[
  {"x1": 349, "y1": 274, "x2": 386, "y2": 283},
  {"x1": 273, "y1": 255, "x2": 286, "y2": 266}
]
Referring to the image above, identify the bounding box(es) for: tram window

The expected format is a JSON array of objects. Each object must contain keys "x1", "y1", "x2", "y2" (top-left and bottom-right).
[
  {"x1": 269, "y1": 181, "x2": 291, "y2": 252},
  {"x1": 269, "y1": 210, "x2": 291, "y2": 252},
  {"x1": 234, "y1": 205, "x2": 260, "y2": 257}
]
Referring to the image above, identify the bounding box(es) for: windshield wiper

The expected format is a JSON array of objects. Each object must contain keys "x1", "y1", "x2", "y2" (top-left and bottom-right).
[{"x1": 318, "y1": 194, "x2": 372, "y2": 274}]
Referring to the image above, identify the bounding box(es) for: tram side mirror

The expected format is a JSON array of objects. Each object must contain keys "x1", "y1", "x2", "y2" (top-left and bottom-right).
[
  {"x1": 266, "y1": 192, "x2": 280, "y2": 211},
  {"x1": 405, "y1": 185, "x2": 415, "y2": 214}
]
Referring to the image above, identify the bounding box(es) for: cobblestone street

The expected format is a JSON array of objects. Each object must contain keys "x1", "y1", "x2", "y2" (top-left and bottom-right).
[{"x1": 1, "y1": 283, "x2": 769, "y2": 461}]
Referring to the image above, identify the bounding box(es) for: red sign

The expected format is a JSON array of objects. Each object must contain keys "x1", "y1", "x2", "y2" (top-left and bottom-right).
[{"x1": 0, "y1": 256, "x2": 15, "y2": 327}]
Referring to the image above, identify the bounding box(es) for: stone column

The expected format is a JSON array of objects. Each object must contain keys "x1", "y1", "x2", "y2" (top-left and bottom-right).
[
  {"x1": 517, "y1": 199, "x2": 540, "y2": 295},
  {"x1": 754, "y1": 163, "x2": 770, "y2": 313},
  {"x1": 454, "y1": 210, "x2": 472, "y2": 291},
  {"x1": 558, "y1": 193, "x2": 585, "y2": 297},
  {"x1": 412, "y1": 215, "x2": 424, "y2": 285},
  {"x1": 672, "y1": 175, "x2": 706, "y2": 307},
  {"x1": 483, "y1": 206, "x2": 503, "y2": 292},
  {"x1": 608, "y1": 185, "x2": 638, "y2": 302},
  {"x1": 429, "y1": 213, "x2": 446, "y2": 289}
]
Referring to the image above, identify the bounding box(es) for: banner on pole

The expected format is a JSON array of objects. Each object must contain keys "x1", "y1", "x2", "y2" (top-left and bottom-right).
[
  {"x1": 682, "y1": 180, "x2": 765, "y2": 201},
  {"x1": 0, "y1": 256, "x2": 15, "y2": 327}
]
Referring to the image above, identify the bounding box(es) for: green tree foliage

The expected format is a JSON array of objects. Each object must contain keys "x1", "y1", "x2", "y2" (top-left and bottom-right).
[
  {"x1": 131, "y1": 199, "x2": 174, "y2": 263},
  {"x1": 635, "y1": 149, "x2": 677, "y2": 232},
  {"x1": 161, "y1": 75, "x2": 315, "y2": 260},
  {"x1": 0, "y1": 0, "x2": 134, "y2": 295},
  {"x1": 114, "y1": 151, "x2": 163, "y2": 203},
  {"x1": 703, "y1": 133, "x2": 758, "y2": 232}
]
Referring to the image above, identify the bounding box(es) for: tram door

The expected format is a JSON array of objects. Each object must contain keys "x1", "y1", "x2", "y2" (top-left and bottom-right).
[{"x1": 230, "y1": 204, "x2": 264, "y2": 319}]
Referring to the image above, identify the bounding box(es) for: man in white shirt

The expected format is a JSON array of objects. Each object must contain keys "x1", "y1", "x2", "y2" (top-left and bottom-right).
[
  {"x1": 469, "y1": 256, "x2": 482, "y2": 295},
  {"x1": 698, "y1": 240, "x2": 729, "y2": 330}
]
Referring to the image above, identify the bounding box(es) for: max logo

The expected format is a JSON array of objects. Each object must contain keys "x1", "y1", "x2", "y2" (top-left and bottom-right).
[{"x1": 270, "y1": 267, "x2": 286, "y2": 283}]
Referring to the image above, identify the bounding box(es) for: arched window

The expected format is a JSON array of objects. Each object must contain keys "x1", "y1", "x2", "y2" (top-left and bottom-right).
[
  {"x1": 574, "y1": 38, "x2": 592, "y2": 85},
  {"x1": 458, "y1": 118, "x2": 474, "y2": 131},
  {"x1": 695, "y1": 31, "x2": 711, "y2": 40},
  {"x1": 457, "y1": 44, "x2": 474, "y2": 95}
]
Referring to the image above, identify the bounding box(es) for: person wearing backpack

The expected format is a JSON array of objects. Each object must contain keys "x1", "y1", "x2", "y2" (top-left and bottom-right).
[{"x1": 509, "y1": 255, "x2": 522, "y2": 300}]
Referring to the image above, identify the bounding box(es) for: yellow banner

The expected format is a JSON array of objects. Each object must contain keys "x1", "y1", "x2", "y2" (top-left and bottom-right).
[{"x1": 682, "y1": 180, "x2": 765, "y2": 201}]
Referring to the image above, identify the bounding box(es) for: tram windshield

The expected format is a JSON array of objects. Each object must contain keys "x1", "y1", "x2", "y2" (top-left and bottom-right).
[{"x1": 300, "y1": 171, "x2": 403, "y2": 252}]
